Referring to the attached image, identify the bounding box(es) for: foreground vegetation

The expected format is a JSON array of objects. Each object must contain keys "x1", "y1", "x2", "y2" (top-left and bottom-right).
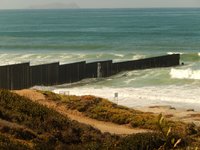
[
  {"x1": 0, "y1": 89, "x2": 199, "y2": 149},
  {"x1": 41, "y1": 91, "x2": 194, "y2": 132}
]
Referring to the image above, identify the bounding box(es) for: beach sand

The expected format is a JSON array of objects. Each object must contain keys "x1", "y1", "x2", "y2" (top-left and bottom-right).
[{"x1": 137, "y1": 105, "x2": 200, "y2": 126}]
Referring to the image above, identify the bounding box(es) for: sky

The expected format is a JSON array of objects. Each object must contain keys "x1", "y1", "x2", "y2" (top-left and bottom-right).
[{"x1": 0, "y1": 0, "x2": 200, "y2": 9}]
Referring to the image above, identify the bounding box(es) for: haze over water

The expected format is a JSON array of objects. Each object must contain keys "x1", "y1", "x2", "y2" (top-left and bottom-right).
[{"x1": 1, "y1": 8, "x2": 200, "y2": 109}]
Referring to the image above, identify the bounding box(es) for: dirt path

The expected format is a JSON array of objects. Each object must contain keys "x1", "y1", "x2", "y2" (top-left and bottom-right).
[{"x1": 15, "y1": 90, "x2": 150, "y2": 135}]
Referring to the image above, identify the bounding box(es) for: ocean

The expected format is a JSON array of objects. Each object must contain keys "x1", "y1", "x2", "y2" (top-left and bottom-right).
[{"x1": 0, "y1": 8, "x2": 200, "y2": 110}]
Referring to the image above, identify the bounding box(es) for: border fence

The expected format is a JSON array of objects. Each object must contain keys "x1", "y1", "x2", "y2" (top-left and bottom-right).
[
  {"x1": 30, "y1": 62, "x2": 59, "y2": 86},
  {"x1": 59, "y1": 61, "x2": 86, "y2": 84},
  {"x1": 86, "y1": 60, "x2": 113, "y2": 78},
  {"x1": 0, "y1": 63, "x2": 30, "y2": 90},
  {"x1": 0, "y1": 54, "x2": 180, "y2": 90}
]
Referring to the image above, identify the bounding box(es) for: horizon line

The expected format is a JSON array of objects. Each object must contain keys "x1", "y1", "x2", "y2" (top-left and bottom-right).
[{"x1": 0, "y1": 6, "x2": 200, "y2": 10}]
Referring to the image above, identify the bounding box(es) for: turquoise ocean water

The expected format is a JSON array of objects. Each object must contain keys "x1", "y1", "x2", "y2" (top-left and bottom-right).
[{"x1": 1, "y1": 8, "x2": 200, "y2": 109}]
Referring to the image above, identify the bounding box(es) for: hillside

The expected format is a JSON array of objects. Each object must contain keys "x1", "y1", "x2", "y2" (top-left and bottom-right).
[
  {"x1": 0, "y1": 89, "x2": 199, "y2": 149},
  {"x1": 16, "y1": 90, "x2": 150, "y2": 135}
]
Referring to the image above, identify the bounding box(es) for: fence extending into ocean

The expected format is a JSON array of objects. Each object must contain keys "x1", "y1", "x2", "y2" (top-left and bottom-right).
[{"x1": 0, "y1": 54, "x2": 180, "y2": 90}]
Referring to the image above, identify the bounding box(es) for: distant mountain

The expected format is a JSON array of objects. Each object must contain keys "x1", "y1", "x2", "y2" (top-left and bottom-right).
[{"x1": 29, "y1": 2, "x2": 80, "y2": 9}]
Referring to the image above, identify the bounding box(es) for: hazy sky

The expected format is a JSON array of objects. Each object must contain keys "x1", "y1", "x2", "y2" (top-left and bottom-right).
[{"x1": 0, "y1": 0, "x2": 200, "y2": 9}]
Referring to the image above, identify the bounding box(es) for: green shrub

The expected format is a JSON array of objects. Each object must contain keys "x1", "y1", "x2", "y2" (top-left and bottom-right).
[
  {"x1": 0, "y1": 133, "x2": 31, "y2": 150},
  {"x1": 0, "y1": 126, "x2": 37, "y2": 141},
  {"x1": 117, "y1": 132, "x2": 164, "y2": 150},
  {"x1": 40, "y1": 91, "x2": 61, "y2": 101},
  {"x1": 42, "y1": 91, "x2": 160, "y2": 130}
]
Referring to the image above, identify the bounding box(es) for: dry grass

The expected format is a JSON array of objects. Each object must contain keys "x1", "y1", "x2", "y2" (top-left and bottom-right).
[
  {"x1": 40, "y1": 91, "x2": 200, "y2": 149},
  {"x1": 43, "y1": 91, "x2": 158, "y2": 128},
  {"x1": 41, "y1": 91, "x2": 188, "y2": 132}
]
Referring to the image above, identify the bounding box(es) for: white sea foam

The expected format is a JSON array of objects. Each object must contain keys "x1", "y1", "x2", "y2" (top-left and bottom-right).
[
  {"x1": 114, "y1": 54, "x2": 124, "y2": 57},
  {"x1": 0, "y1": 53, "x2": 9, "y2": 58},
  {"x1": 77, "y1": 54, "x2": 86, "y2": 59},
  {"x1": 18, "y1": 54, "x2": 35, "y2": 59},
  {"x1": 167, "y1": 52, "x2": 183, "y2": 55},
  {"x1": 53, "y1": 86, "x2": 200, "y2": 110},
  {"x1": 124, "y1": 79, "x2": 135, "y2": 84},
  {"x1": 170, "y1": 68, "x2": 200, "y2": 80},
  {"x1": 132, "y1": 54, "x2": 145, "y2": 60}
]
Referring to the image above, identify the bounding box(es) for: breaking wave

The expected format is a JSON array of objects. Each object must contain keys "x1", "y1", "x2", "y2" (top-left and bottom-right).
[{"x1": 170, "y1": 68, "x2": 200, "y2": 80}]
